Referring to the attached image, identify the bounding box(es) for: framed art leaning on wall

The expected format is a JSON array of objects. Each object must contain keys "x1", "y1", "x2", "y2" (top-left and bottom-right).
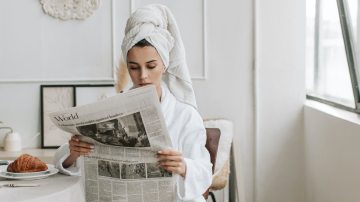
[{"x1": 40, "y1": 85, "x2": 75, "y2": 148}]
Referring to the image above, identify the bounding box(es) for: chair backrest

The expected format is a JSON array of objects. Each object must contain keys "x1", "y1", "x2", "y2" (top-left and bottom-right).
[
  {"x1": 205, "y1": 128, "x2": 221, "y2": 172},
  {"x1": 203, "y1": 128, "x2": 221, "y2": 199}
]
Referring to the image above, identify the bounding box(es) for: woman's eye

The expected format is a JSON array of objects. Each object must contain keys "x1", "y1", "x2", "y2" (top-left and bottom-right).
[
  {"x1": 147, "y1": 65, "x2": 156, "y2": 69},
  {"x1": 129, "y1": 66, "x2": 139, "y2": 70}
]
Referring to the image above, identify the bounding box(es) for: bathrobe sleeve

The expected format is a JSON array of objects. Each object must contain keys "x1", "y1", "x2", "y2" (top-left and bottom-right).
[
  {"x1": 53, "y1": 143, "x2": 81, "y2": 176},
  {"x1": 176, "y1": 108, "x2": 212, "y2": 200}
]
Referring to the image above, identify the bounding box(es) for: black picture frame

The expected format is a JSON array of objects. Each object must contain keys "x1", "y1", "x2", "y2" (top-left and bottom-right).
[
  {"x1": 40, "y1": 84, "x2": 116, "y2": 148},
  {"x1": 40, "y1": 85, "x2": 75, "y2": 148}
]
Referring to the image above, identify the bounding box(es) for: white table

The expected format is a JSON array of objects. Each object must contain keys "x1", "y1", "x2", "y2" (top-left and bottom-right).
[{"x1": 0, "y1": 174, "x2": 85, "y2": 202}]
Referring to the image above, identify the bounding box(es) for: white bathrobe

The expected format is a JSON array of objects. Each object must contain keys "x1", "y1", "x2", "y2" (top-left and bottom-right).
[{"x1": 54, "y1": 84, "x2": 212, "y2": 202}]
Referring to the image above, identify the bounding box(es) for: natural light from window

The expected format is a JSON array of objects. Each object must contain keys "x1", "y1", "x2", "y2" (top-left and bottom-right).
[{"x1": 306, "y1": 0, "x2": 356, "y2": 108}]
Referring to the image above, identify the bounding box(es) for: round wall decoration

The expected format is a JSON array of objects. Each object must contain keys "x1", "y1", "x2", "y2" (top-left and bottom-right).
[{"x1": 39, "y1": 0, "x2": 100, "y2": 20}]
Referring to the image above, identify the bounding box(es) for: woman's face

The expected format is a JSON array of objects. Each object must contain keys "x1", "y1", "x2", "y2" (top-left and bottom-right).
[{"x1": 127, "y1": 46, "x2": 165, "y2": 97}]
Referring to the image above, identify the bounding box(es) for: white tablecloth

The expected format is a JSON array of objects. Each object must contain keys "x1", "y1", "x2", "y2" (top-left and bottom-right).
[{"x1": 0, "y1": 174, "x2": 85, "y2": 202}]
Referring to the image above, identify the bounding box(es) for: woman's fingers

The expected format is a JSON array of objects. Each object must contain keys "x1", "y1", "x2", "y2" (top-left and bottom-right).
[
  {"x1": 69, "y1": 138, "x2": 94, "y2": 149},
  {"x1": 162, "y1": 166, "x2": 183, "y2": 174},
  {"x1": 159, "y1": 161, "x2": 182, "y2": 167},
  {"x1": 70, "y1": 146, "x2": 92, "y2": 156},
  {"x1": 70, "y1": 144, "x2": 92, "y2": 152},
  {"x1": 157, "y1": 149, "x2": 183, "y2": 162},
  {"x1": 74, "y1": 141, "x2": 94, "y2": 149},
  {"x1": 69, "y1": 135, "x2": 94, "y2": 156},
  {"x1": 70, "y1": 150, "x2": 89, "y2": 156},
  {"x1": 71, "y1": 135, "x2": 80, "y2": 142},
  {"x1": 157, "y1": 149, "x2": 181, "y2": 156},
  {"x1": 161, "y1": 164, "x2": 186, "y2": 177},
  {"x1": 156, "y1": 149, "x2": 182, "y2": 161},
  {"x1": 157, "y1": 155, "x2": 182, "y2": 162},
  {"x1": 156, "y1": 149, "x2": 186, "y2": 177}
]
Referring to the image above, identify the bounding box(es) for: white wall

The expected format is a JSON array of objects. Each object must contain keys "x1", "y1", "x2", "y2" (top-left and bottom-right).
[
  {"x1": 305, "y1": 102, "x2": 360, "y2": 202},
  {"x1": 195, "y1": 0, "x2": 254, "y2": 201},
  {"x1": 255, "y1": 0, "x2": 305, "y2": 202}
]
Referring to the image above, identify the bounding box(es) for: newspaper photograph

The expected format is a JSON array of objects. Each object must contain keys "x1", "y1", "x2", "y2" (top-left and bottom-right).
[{"x1": 49, "y1": 85, "x2": 175, "y2": 202}]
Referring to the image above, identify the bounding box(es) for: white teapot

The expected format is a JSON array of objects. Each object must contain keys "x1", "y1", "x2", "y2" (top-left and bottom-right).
[{"x1": 0, "y1": 122, "x2": 22, "y2": 152}]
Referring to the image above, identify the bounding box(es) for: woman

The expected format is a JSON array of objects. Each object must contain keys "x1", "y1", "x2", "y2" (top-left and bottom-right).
[{"x1": 54, "y1": 4, "x2": 212, "y2": 202}]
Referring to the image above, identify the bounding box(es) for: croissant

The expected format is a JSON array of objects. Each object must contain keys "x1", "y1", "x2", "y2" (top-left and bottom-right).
[{"x1": 7, "y1": 154, "x2": 48, "y2": 173}]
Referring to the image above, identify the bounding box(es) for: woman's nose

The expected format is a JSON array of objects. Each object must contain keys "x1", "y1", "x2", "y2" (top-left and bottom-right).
[{"x1": 140, "y1": 69, "x2": 148, "y2": 80}]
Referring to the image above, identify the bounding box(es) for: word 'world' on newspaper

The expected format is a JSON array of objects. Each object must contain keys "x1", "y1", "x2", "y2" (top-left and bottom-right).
[{"x1": 50, "y1": 85, "x2": 176, "y2": 202}]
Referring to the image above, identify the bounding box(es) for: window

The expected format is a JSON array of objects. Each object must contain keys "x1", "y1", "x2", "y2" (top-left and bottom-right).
[{"x1": 306, "y1": 0, "x2": 360, "y2": 113}]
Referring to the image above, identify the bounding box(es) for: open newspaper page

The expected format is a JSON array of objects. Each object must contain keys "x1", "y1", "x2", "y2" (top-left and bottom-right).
[{"x1": 49, "y1": 85, "x2": 176, "y2": 202}]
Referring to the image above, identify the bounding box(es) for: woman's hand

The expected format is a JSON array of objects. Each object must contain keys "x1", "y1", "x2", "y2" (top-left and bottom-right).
[
  {"x1": 69, "y1": 135, "x2": 94, "y2": 157},
  {"x1": 157, "y1": 149, "x2": 186, "y2": 178},
  {"x1": 63, "y1": 135, "x2": 94, "y2": 168}
]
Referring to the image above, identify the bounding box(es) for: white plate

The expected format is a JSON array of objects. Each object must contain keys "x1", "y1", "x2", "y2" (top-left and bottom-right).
[{"x1": 0, "y1": 164, "x2": 58, "y2": 180}]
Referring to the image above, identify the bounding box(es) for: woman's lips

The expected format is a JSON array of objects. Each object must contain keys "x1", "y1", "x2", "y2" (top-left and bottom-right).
[{"x1": 139, "y1": 83, "x2": 151, "y2": 86}]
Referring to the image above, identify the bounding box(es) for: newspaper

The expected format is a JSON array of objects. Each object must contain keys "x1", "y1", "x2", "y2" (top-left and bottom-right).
[{"x1": 49, "y1": 85, "x2": 176, "y2": 202}]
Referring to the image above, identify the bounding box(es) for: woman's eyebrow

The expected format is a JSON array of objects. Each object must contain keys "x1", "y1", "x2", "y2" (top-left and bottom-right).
[
  {"x1": 146, "y1": 60, "x2": 157, "y2": 63},
  {"x1": 128, "y1": 61, "x2": 139, "y2": 65},
  {"x1": 128, "y1": 60, "x2": 157, "y2": 65}
]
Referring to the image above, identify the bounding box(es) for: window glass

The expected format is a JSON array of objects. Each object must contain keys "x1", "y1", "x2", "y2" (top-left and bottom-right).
[
  {"x1": 347, "y1": 0, "x2": 358, "y2": 44},
  {"x1": 307, "y1": 0, "x2": 355, "y2": 108}
]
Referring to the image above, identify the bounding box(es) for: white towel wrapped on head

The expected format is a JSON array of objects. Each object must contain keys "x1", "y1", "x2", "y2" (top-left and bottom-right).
[{"x1": 121, "y1": 4, "x2": 197, "y2": 109}]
